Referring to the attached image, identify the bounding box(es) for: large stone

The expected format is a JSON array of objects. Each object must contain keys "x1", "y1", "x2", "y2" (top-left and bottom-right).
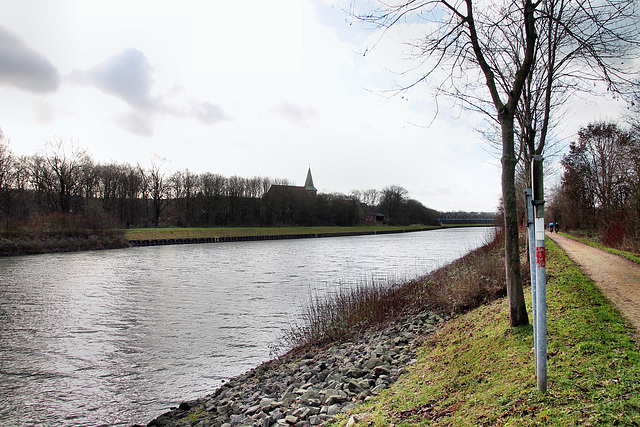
[
  {"x1": 308, "y1": 415, "x2": 323, "y2": 425},
  {"x1": 363, "y1": 356, "x2": 380, "y2": 370},
  {"x1": 346, "y1": 379, "x2": 361, "y2": 392},
  {"x1": 323, "y1": 389, "x2": 347, "y2": 405},
  {"x1": 326, "y1": 404, "x2": 341, "y2": 416},
  {"x1": 373, "y1": 366, "x2": 391, "y2": 377},
  {"x1": 284, "y1": 415, "x2": 298, "y2": 424}
]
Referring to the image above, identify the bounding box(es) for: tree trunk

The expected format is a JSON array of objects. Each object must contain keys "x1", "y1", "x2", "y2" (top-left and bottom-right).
[{"x1": 501, "y1": 116, "x2": 529, "y2": 327}]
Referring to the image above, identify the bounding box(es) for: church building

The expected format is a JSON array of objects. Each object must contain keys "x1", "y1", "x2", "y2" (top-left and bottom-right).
[
  {"x1": 265, "y1": 167, "x2": 318, "y2": 199},
  {"x1": 263, "y1": 168, "x2": 319, "y2": 225}
]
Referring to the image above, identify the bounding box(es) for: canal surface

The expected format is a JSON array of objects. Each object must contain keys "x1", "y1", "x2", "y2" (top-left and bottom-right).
[{"x1": 0, "y1": 227, "x2": 492, "y2": 426}]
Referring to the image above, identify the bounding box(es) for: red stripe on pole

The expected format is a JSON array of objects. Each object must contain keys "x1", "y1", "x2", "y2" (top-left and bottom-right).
[{"x1": 536, "y1": 246, "x2": 546, "y2": 267}]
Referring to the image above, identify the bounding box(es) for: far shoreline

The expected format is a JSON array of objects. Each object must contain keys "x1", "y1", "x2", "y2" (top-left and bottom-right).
[
  {"x1": 0, "y1": 224, "x2": 495, "y2": 256},
  {"x1": 127, "y1": 225, "x2": 443, "y2": 247}
]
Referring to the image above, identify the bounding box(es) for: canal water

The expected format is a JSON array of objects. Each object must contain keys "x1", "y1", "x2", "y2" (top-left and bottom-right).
[{"x1": 0, "y1": 227, "x2": 492, "y2": 426}]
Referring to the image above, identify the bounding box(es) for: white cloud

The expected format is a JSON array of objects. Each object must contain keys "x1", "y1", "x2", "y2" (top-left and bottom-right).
[
  {"x1": 189, "y1": 101, "x2": 230, "y2": 125},
  {"x1": 271, "y1": 99, "x2": 321, "y2": 128},
  {"x1": 69, "y1": 48, "x2": 156, "y2": 109},
  {"x1": 0, "y1": 25, "x2": 60, "y2": 93},
  {"x1": 115, "y1": 111, "x2": 155, "y2": 137},
  {"x1": 68, "y1": 48, "x2": 230, "y2": 136}
]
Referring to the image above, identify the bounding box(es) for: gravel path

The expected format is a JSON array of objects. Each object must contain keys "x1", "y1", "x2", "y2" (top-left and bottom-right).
[{"x1": 547, "y1": 232, "x2": 640, "y2": 337}]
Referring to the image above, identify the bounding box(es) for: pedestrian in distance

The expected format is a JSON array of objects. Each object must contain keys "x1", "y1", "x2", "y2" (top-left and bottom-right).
[
  {"x1": 554, "y1": 222, "x2": 559, "y2": 233},
  {"x1": 549, "y1": 222, "x2": 554, "y2": 232}
]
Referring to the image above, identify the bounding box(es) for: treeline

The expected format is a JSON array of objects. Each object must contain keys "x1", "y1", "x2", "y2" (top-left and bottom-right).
[
  {"x1": 548, "y1": 120, "x2": 640, "y2": 250},
  {"x1": 0, "y1": 135, "x2": 441, "y2": 234}
]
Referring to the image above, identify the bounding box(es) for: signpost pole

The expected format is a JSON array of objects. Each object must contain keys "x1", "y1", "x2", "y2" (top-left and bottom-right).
[
  {"x1": 525, "y1": 188, "x2": 537, "y2": 371},
  {"x1": 532, "y1": 155, "x2": 547, "y2": 393}
]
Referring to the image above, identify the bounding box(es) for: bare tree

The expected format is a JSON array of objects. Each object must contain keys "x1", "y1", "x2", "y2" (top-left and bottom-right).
[
  {"x1": 350, "y1": 188, "x2": 381, "y2": 207},
  {"x1": 576, "y1": 122, "x2": 634, "y2": 221},
  {"x1": 379, "y1": 185, "x2": 408, "y2": 224},
  {"x1": 29, "y1": 138, "x2": 92, "y2": 213},
  {"x1": 352, "y1": 0, "x2": 639, "y2": 326},
  {"x1": 148, "y1": 155, "x2": 171, "y2": 227},
  {"x1": 0, "y1": 129, "x2": 17, "y2": 229},
  {"x1": 169, "y1": 169, "x2": 200, "y2": 226},
  {"x1": 0, "y1": 129, "x2": 15, "y2": 198},
  {"x1": 628, "y1": 83, "x2": 640, "y2": 138},
  {"x1": 119, "y1": 163, "x2": 146, "y2": 226}
]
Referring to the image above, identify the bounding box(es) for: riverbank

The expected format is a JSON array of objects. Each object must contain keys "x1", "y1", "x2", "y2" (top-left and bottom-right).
[
  {"x1": 328, "y1": 238, "x2": 640, "y2": 426},
  {"x1": 0, "y1": 225, "x2": 493, "y2": 255},
  {"x1": 142, "y1": 310, "x2": 448, "y2": 427},
  {"x1": 139, "y1": 237, "x2": 640, "y2": 426},
  {"x1": 0, "y1": 232, "x2": 129, "y2": 256},
  {"x1": 126, "y1": 225, "x2": 441, "y2": 247},
  {"x1": 0, "y1": 225, "x2": 446, "y2": 256}
]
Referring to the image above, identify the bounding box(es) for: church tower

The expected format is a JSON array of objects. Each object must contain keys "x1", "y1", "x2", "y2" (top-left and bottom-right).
[{"x1": 304, "y1": 167, "x2": 317, "y2": 192}]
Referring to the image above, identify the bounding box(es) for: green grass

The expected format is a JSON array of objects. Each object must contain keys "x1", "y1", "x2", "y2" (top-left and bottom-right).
[
  {"x1": 124, "y1": 225, "x2": 440, "y2": 241},
  {"x1": 559, "y1": 232, "x2": 640, "y2": 265},
  {"x1": 329, "y1": 238, "x2": 640, "y2": 426}
]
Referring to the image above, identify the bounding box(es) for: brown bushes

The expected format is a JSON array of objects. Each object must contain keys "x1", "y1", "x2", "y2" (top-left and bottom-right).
[
  {"x1": 286, "y1": 228, "x2": 507, "y2": 347},
  {"x1": 0, "y1": 212, "x2": 128, "y2": 255}
]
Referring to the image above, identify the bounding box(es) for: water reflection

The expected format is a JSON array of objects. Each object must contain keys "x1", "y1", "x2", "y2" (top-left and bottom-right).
[{"x1": 0, "y1": 228, "x2": 491, "y2": 426}]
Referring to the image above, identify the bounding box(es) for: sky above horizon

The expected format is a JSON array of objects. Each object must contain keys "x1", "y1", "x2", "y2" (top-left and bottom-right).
[{"x1": 0, "y1": 0, "x2": 628, "y2": 212}]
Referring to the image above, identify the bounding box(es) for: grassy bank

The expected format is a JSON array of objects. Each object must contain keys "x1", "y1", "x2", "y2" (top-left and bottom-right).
[
  {"x1": 124, "y1": 225, "x2": 440, "y2": 241},
  {"x1": 328, "y1": 238, "x2": 640, "y2": 426}
]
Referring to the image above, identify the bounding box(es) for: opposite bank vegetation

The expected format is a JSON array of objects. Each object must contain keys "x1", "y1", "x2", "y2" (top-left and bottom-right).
[
  {"x1": 146, "y1": 231, "x2": 640, "y2": 426},
  {"x1": 0, "y1": 224, "x2": 443, "y2": 256}
]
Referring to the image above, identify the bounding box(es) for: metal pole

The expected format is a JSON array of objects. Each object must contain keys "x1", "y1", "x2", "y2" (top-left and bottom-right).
[
  {"x1": 532, "y1": 155, "x2": 547, "y2": 393},
  {"x1": 525, "y1": 188, "x2": 537, "y2": 370}
]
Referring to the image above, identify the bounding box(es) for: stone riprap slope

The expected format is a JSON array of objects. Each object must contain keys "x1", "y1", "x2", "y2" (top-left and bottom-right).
[{"x1": 141, "y1": 311, "x2": 446, "y2": 427}]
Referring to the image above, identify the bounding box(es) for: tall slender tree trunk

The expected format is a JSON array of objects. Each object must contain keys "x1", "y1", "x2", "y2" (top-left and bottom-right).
[{"x1": 501, "y1": 116, "x2": 529, "y2": 327}]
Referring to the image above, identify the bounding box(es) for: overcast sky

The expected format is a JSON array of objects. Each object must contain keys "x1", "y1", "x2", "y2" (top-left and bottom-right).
[{"x1": 0, "y1": 0, "x2": 628, "y2": 212}]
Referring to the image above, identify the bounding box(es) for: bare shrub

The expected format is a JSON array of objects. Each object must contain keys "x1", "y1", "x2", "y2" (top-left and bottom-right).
[{"x1": 285, "y1": 228, "x2": 506, "y2": 348}]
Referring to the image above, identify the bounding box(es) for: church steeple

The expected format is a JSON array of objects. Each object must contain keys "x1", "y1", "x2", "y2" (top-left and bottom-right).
[{"x1": 304, "y1": 167, "x2": 317, "y2": 192}]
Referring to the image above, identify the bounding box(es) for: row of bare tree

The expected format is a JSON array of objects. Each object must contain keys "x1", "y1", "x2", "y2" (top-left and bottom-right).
[
  {"x1": 0, "y1": 135, "x2": 441, "y2": 231},
  {"x1": 549, "y1": 119, "x2": 640, "y2": 250}
]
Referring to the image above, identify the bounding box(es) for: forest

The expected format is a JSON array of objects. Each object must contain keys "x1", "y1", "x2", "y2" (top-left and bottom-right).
[{"x1": 0, "y1": 133, "x2": 442, "y2": 240}]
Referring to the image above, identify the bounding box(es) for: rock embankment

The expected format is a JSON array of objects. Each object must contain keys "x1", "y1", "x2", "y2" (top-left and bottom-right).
[{"x1": 141, "y1": 311, "x2": 446, "y2": 427}]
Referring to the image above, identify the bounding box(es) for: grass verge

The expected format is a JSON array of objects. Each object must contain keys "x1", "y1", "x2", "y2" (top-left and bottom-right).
[
  {"x1": 124, "y1": 225, "x2": 440, "y2": 241},
  {"x1": 559, "y1": 232, "x2": 640, "y2": 265},
  {"x1": 329, "y1": 238, "x2": 640, "y2": 426}
]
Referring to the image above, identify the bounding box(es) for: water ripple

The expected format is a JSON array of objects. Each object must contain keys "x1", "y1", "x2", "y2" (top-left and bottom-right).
[{"x1": 0, "y1": 228, "x2": 491, "y2": 426}]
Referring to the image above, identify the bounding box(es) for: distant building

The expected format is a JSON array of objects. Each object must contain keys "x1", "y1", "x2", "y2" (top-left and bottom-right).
[
  {"x1": 360, "y1": 202, "x2": 385, "y2": 224},
  {"x1": 263, "y1": 167, "x2": 385, "y2": 226},
  {"x1": 263, "y1": 168, "x2": 318, "y2": 225},
  {"x1": 265, "y1": 167, "x2": 318, "y2": 200},
  {"x1": 304, "y1": 168, "x2": 317, "y2": 192}
]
